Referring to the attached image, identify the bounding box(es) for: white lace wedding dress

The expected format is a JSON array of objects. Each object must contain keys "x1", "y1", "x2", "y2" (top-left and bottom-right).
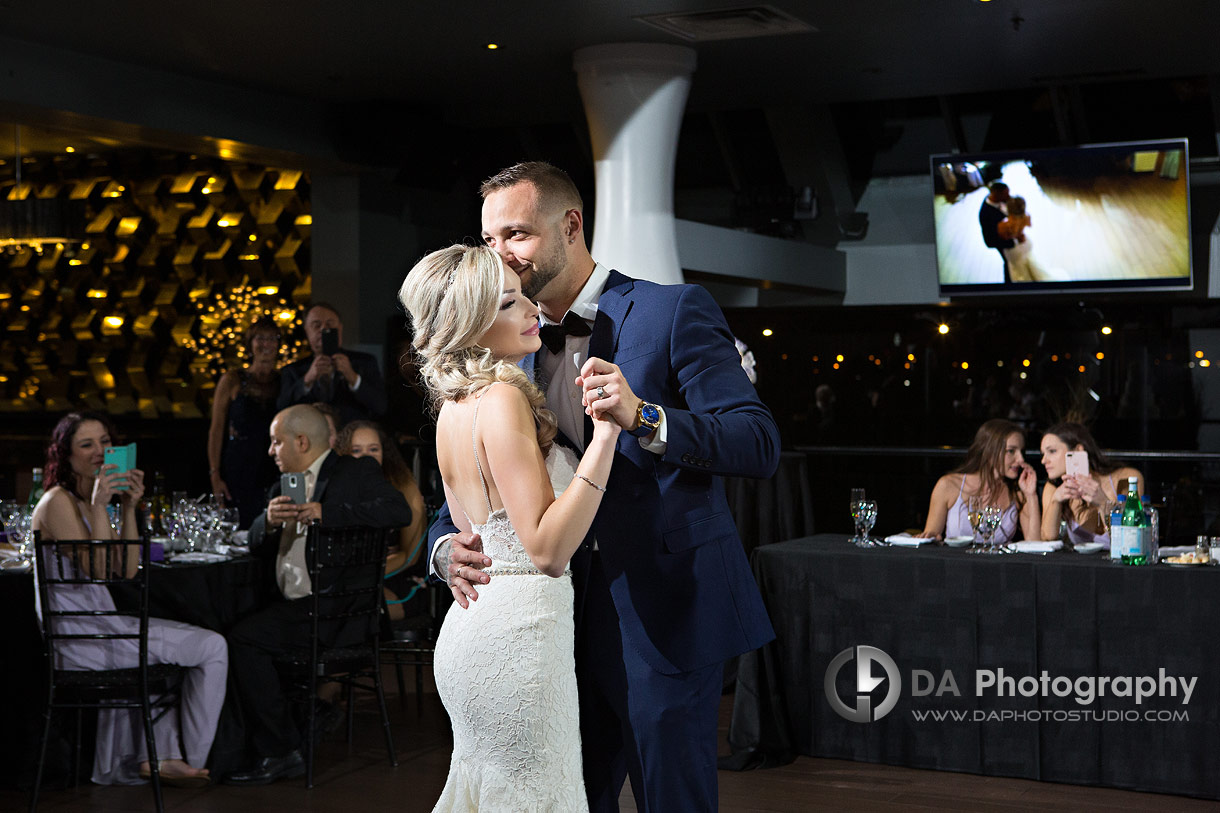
[{"x1": 432, "y1": 400, "x2": 588, "y2": 812}]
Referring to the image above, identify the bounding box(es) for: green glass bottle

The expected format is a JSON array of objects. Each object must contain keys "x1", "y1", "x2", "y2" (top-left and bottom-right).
[
  {"x1": 26, "y1": 467, "x2": 45, "y2": 509},
  {"x1": 1119, "y1": 476, "x2": 1148, "y2": 565}
]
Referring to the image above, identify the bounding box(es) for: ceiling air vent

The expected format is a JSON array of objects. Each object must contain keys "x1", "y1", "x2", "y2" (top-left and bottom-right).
[{"x1": 635, "y1": 5, "x2": 817, "y2": 42}]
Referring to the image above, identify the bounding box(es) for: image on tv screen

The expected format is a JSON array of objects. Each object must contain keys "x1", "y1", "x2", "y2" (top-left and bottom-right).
[{"x1": 931, "y1": 139, "x2": 1191, "y2": 295}]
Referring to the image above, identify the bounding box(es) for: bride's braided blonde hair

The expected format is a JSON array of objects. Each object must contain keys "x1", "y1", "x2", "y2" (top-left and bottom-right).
[{"x1": 398, "y1": 243, "x2": 556, "y2": 454}]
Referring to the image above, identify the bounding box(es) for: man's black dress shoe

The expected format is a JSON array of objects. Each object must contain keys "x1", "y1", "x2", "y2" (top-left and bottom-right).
[{"x1": 224, "y1": 750, "x2": 305, "y2": 785}]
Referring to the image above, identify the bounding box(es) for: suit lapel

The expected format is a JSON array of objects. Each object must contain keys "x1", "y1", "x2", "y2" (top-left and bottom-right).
[
  {"x1": 312, "y1": 452, "x2": 338, "y2": 503},
  {"x1": 585, "y1": 270, "x2": 635, "y2": 447}
]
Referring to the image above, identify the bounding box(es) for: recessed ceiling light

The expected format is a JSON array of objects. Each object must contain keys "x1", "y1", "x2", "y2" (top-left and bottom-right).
[
  {"x1": 65, "y1": 146, "x2": 75, "y2": 153},
  {"x1": 487, "y1": 43, "x2": 499, "y2": 50}
]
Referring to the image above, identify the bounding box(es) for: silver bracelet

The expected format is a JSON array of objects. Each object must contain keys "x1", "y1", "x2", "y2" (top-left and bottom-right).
[{"x1": 575, "y1": 474, "x2": 607, "y2": 493}]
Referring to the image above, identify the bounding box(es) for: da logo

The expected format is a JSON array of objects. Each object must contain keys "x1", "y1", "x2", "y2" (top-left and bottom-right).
[{"x1": 824, "y1": 645, "x2": 901, "y2": 723}]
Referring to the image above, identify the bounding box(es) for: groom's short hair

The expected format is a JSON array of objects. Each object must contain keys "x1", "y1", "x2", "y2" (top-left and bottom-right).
[
  {"x1": 990, "y1": 182, "x2": 1009, "y2": 194},
  {"x1": 481, "y1": 162, "x2": 583, "y2": 213}
]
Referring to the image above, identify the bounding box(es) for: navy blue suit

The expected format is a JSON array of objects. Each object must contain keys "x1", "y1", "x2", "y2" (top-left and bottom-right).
[{"x1": 429, "y1": 270, "x2": 778, "y2": 811}]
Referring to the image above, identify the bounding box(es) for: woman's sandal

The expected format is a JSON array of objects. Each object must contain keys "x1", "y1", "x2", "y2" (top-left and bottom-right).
[{"x1": 137, "y1": 765, "x2": 212, "y2": 788}]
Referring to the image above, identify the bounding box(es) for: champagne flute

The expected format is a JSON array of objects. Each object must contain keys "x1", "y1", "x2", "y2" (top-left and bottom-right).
[
  {"x1": 977, "y1": 506, "x2": 1004, "y2": 554},
  {"x1": 966, "y1": 495, "x2": 984, "y2": 551}
]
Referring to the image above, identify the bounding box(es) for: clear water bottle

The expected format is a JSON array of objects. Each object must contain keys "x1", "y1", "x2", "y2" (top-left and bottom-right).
[{"x1": 1109, "y1": 495, "x2": 1126, "y2": 561}]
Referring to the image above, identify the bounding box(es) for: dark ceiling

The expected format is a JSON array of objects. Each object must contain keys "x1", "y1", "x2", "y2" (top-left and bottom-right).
[{"x1": 2, "y1": 0, "x2": 1219, "y2": 125}]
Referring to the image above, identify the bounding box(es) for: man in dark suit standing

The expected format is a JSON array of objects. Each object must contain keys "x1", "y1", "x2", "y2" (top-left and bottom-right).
[
  {"x1": 277, "y1": 303, "x2": 387, "y2": 423},
  {"x1": 225, "y1": 405, "x2": 412, "y2": 785},
  {"x1": 979, "y1": 181, "x2": 1015, "y2": 282},
  {"x1": 432, "y1": 162, "x2": 779, "y2": 812}
]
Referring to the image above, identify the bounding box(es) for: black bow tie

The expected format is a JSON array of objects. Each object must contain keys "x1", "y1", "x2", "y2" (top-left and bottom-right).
[{"x1": 538, "y1": 311, "x2": 591, "y2": 354}]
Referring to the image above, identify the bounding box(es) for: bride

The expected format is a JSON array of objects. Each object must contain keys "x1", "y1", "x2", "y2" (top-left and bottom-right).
[{"x1": 398, "y1": 244, "x2": 617, "y2": 811}]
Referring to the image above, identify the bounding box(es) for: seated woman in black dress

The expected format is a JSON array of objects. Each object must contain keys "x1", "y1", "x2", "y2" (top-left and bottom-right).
[{"x1": 207, "y1": 317, "x2": 282, "y2": 528}]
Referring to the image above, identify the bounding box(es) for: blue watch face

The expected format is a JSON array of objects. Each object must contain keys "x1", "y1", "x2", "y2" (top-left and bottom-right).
[{"x1": 640, "y1": 403, "x2": 660, "y2": 424}]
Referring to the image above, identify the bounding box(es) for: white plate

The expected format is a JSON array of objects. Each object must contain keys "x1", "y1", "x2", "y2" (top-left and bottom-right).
[
  {"x1": 945, "y1": 536, "x2": 973, "y2": 548},
  {"x1": 1074, "y1": 542, "x2": 1106, "y2": 554}
]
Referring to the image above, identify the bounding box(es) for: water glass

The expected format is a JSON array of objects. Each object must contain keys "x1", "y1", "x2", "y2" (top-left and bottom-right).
[{"x1": 849, "y1": 488, "x2": 866, "y2": 544}]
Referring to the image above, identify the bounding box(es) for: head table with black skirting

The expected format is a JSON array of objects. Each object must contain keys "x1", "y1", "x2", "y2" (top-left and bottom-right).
[{"x1": 726, "y1": 534, "x2": 1220, "y2": 802}]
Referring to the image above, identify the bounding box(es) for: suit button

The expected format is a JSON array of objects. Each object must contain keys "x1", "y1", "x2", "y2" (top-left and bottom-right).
[
  {"x1": 681, "y1": 453, "x2": 691, "y2": 463},
  {"x1": 703, "y1": 460, "x2": 711, "y2": 468}
]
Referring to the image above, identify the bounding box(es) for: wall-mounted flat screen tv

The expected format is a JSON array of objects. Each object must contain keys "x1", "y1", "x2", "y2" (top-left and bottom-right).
[{"x1": 931, "y1": 138, "x2": 1191, "y2": 296}]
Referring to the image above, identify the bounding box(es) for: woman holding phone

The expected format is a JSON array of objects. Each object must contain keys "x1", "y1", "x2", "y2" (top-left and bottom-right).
[
  {"x1": 1039, "y1": 422, "x2": 1143, "y2": 546},
  {"x1": 32, "y1": 411, "x2": 227, "y2": 787}
]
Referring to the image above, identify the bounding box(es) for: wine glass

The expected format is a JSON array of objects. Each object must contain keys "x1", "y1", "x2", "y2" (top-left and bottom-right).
[
  {"x1": 5, "y1": 505, "x2": 33, "y2": 564},
  {"x1": 218, "y1": 507, "x2": 240, "y2": 545},
  {"x1": 849, "y1": 488, "x2": 866, "y2": 544},
  {"x1": 853, "y1": 500, "x2": 878, "y2": 548}
]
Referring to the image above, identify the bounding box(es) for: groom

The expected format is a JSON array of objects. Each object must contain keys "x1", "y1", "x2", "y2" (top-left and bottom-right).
[
  {"x1": 978, "y1": 181, "x2": 1015, "y2": 282},
  {"x1": 429, "y1": 161, "x2": 779, "y2": 811}
]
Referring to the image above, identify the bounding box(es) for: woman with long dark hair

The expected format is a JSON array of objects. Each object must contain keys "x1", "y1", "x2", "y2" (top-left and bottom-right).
[
  {"x1": 1039, "y1": 422, "x2": 1143, "y2": 545},
  {"x1": 336, "y1": 420, "x2": 427, "y2": 621},
  {"x1": 917, "y1": 418, "x2": 1041, "y2": 542},
  {"x1": 32, "y1": 412, "x2": 227, "y2": 787}
]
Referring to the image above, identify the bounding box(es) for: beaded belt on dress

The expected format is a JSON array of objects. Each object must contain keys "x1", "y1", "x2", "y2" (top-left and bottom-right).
[{"x1": 484, "y1": 564, "x2": 571, "y2": 577}]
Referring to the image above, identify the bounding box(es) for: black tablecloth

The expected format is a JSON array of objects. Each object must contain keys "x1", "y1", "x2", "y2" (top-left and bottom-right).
[
  {"x1": 728, "y1": 534, "x2": 1220, "y2": 799},
  {"x1": 0, "y1": 556, "x2": 264, "y2": 787}
]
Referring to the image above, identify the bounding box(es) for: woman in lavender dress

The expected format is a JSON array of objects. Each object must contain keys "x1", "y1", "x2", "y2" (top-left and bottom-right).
[
  {"x1": 31, "y1": 412, "x2": 227, "y2": 787},
  {"x1": 916, "y1": 418, "x2": 1042, "y2": 543}
]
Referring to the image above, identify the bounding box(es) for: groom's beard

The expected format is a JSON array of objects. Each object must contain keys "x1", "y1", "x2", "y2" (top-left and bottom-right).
[{"x1": 520, "y1": 239, "x2": 567, "y2": 300}]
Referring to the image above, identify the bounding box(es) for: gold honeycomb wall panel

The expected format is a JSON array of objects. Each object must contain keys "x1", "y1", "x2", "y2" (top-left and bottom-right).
[{"x1": 1, "y1": 152, "x2": 310, "y2": 416}]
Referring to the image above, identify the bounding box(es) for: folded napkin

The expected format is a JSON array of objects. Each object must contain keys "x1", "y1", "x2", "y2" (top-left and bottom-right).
[
  {"x1": 170, "y1": 552, "x2": 229, "y2": 564},
  {"x1": 1156, "y1": 545, "x2": 1192, "y2": 558},
  {"x1": 215, "y1": 544, "x2": 249, "y2": 556},
  {"x1": 1009, "y1": 540, "x2": 1063, "y2": 554},
  {"x1": 884, "y1": 533, "x2": 931, "y2": 547}
]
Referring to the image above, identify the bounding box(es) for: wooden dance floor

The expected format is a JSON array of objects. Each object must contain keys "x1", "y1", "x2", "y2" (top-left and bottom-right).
[{"x1": 4, "y1": 670, "x2": 1213, "y2": 812}]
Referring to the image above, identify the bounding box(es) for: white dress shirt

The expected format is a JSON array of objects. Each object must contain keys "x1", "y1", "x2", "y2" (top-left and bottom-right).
[
  {"x1": 276, "y1": 448, "x2": 330, "y2": 599},
  {"x1": 537, "y1": 263, "x2": 667, "y2": 453}
]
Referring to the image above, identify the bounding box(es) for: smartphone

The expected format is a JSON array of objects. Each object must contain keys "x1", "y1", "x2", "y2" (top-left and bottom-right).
[
  {"x1": 1065, "y1": 450, "x2": 1089, "y2": 478},
  {"x1": 320, "y1": 327, "x2": 339, "y2": 356},
  {"x1": 280, "y1": 472, "x2": 307, "y2": 504},
  {"x1": 104, "y1": 443, "x2": 136, "y2": 491}
]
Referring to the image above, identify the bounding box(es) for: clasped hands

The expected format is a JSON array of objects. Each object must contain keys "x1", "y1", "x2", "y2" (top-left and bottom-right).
[{"x1": 266, "y1": 495, "x2": 322, "y2": 528}]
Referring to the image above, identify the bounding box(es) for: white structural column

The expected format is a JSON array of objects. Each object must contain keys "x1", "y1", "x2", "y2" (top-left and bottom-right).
[{"x1": 574, "y1": 43, "x2": 696, "y2": 285}]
